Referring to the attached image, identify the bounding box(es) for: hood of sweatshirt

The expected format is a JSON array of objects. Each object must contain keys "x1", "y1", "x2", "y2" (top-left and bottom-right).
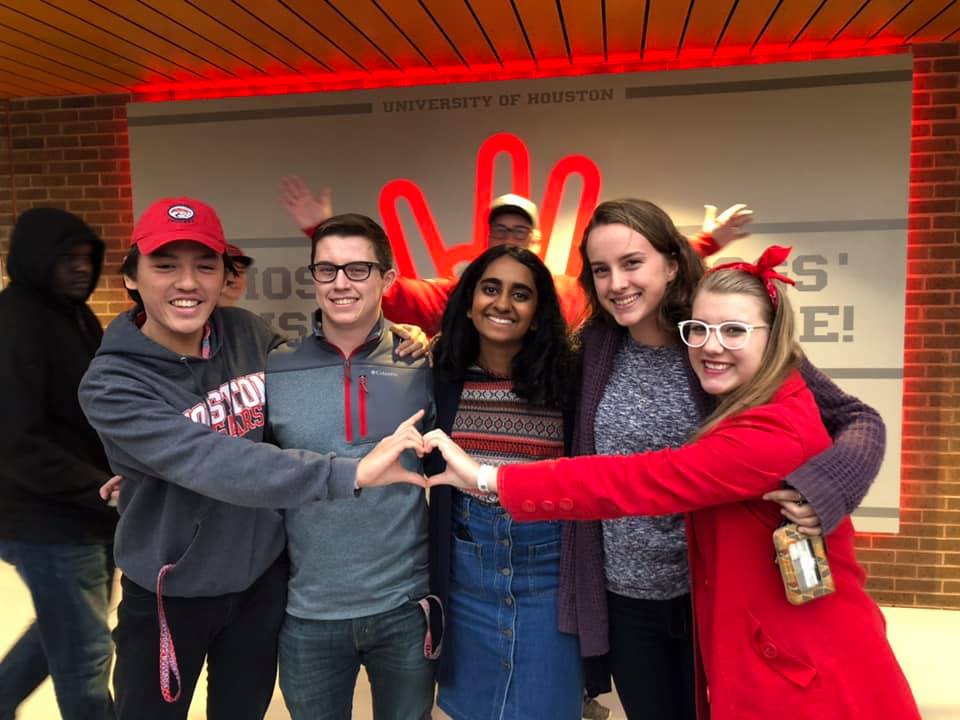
[
  {"x1": 7, "y1": 208, "x2": 105, "y2": 303},
  {"x1": 96, "y1": 303, "x2": 223, "y2": 366}
]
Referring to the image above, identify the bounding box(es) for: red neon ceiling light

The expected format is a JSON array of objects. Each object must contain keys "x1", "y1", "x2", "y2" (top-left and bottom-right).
[{"x1": 134, "y1": 44, "x2": 909, "y2": 103}]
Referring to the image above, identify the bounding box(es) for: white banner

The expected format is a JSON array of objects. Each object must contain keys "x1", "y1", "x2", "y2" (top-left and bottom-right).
[{"x1": 129, "y1": 54, "x2": 911, "y2": 531}]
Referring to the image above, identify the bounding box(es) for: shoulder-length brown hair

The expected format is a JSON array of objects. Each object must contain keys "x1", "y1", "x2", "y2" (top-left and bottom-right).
[
  {"x1": 693, "y1": 270, "x2": 803, "y2": 438},
  {"x1": 578, "y1": 198, "x2": 704, "y2": 337}
]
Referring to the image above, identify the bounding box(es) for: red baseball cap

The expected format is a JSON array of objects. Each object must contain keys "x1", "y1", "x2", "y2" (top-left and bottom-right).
[
  {"x1": 132, "y1": 197, "x2": 227, "y2": 255},
  {"x1": 226, "y1": 243, "x2": 254, "y2": 266}
]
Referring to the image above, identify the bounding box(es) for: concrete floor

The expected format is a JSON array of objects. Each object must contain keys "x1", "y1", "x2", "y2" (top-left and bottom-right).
[{"x1": 0, "y1": 563, "x2": 951, "y2": 719}]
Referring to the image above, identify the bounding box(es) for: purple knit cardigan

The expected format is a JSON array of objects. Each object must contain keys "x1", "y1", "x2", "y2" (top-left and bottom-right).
[{"x1": 557, "y1": 320, "x2": 887, "y2": 657}]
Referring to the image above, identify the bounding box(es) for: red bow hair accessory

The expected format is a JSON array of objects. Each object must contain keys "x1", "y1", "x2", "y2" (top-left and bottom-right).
[{"x1": 708, "y1": 245, "x2": 796, "y2": 309}]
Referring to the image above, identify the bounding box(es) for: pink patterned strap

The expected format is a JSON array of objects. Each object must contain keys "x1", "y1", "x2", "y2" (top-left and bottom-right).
[
  {"x1": 156, "y1": 564, "x2": 182, "y2": 703},
  {"x1": 418, "y1": 594, "x2": 444, "y2": 660}
]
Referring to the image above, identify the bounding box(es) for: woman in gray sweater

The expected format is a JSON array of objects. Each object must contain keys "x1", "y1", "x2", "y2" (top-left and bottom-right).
[{"x1": 559, "y1": 199, "x2": 885, "y2": 719}]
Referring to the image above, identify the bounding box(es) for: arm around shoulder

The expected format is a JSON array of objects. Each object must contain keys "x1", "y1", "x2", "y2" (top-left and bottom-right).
[
  {"x1": 383, "y1": 276, "x2": 455, "y2": 336},
  {"x1": 791, "y1": 358, "x2": 886, "y2": 533}
]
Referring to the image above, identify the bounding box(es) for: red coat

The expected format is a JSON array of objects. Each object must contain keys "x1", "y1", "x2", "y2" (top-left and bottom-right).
[{"x1": 498, "y1": 371, "x2": 919, "y2": 720}]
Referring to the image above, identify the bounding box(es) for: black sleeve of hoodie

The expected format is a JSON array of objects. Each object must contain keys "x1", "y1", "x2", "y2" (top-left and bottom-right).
[
  {"x1": 789, "y1": 357, "x2": 887, "y2": 533},
  {"x1": 0, "y1": 323, "x2": 112, "y2": 513},
  {"x1": 79, "y1": 358, "x2": 359, "y2": 509}
]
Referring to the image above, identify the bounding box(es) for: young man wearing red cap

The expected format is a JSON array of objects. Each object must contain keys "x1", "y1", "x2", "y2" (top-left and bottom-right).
[{"x1": 79, "y1": 197, "x2": 427, "y2": 720}]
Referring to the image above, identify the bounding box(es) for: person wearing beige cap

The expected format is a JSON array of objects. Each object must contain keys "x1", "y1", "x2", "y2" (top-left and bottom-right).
[{"x1": 219, "y1": 243, "x2": 254, "y2": 307}]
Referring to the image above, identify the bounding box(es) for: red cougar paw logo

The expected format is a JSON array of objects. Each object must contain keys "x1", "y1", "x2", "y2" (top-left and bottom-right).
[{"x1": 378, "y1": 132, "x2": 602, "y2": 278}]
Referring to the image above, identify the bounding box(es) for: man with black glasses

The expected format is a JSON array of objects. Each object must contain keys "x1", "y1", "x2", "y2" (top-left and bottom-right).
[{"x1": 266, "y1": 213, "x2": 435, "y2": 720}]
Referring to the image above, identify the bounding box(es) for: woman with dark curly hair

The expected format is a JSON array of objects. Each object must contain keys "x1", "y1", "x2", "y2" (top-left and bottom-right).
[{"x1": 427, "y1": 244, "x2": 582, "y2": 719}]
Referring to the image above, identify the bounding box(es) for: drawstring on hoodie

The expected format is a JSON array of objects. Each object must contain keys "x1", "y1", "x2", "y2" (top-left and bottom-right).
[{"x1": 155, "y1": 327, "x2": 217, "y2": 704}]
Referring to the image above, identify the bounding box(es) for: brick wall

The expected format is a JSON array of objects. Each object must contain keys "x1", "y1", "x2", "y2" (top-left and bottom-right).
[
  {"x1": 0, "y1": 94, "x2": 134, "y2": 323},
  {"x1": 0, "y1": 49, "x2": 959, "y2": 608},
  {"x1": 855, "y1": 42, "x2": 960, "y2": 609}
]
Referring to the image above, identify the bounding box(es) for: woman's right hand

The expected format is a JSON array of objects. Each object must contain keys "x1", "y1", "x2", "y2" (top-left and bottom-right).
[{"x1": 423, "y1": 429, "x2": 482, "y2": 491}]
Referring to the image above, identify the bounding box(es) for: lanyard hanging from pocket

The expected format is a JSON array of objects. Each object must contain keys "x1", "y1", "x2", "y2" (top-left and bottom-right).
[{"x1": 418, "y1": 594, "x2": 445, "y2": 660}]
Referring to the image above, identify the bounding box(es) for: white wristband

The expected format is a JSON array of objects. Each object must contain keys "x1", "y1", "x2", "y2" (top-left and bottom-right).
[{"x1": 476, "y1": 464, "x2": 497, "y2": 494}]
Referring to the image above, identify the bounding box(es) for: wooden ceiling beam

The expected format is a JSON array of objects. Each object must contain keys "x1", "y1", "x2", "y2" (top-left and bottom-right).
[
  {"x1": 715, "y1": 0, "x2": 781, "y2": 55},
  {"x1": 0, "y1": 1, "x2": 202, "y2": 80},
  {"x1": 605, "y1": 0, "x2": 647, "y2": 61},
  {"x1": 906, "y1": 1, "x2": 960, "y2": 41},
  {"x1": 514, "y1": 0, "x2": 570, "y2": 65},
  {"x1": 868, "y1": 0, "x2": 958, "y2": 44},
  {"x1": 560, "y1": 0, "x2": 605, "y2": 63},
  {"x1": 323, "y1": 0, "x2": 425, "y2": 70},
  {"x1": 681, "y1": 0, "x2": 740, "y2": 59},
  {"x1": 465, "y1": 0, "x2": 536, "y2": 68},
  {"x1": 0, "y1": 31, "x2": 144, "y2": 87}
]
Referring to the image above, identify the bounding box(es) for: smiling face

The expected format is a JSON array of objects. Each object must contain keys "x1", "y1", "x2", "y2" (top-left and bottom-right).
[
  {"x1": 312, "y1": 234, "x2": 396, "y2": 336},
  {"x1": 586, "y1": 223, "x2": 678, "y2": 344},
  {"x1": 689, "y1": 290, "x2": 770, "y2": 396},
  {"x1": 468, "y1": 255, "x2": 538, "y2": 355},
  {"x1": 124, "y1": 240, "x2": 226, "y2": 357}
]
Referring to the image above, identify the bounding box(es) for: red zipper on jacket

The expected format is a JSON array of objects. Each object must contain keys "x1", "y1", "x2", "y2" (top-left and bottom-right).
[
  {"x1": 343, "y1": 358, "x2": 353, "y2": 442},
  {"x1": 322, "y1": 337, "x2": 379, "y2": 443},
  {"x1": 358, "y1": 375, "x2": 368, "y2": 438}
]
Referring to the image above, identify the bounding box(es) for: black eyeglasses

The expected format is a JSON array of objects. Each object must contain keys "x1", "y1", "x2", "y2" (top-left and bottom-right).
[
  {"x1": 308, "y1": 261, "x2": 384, "y2": 283},
  {"x1": 489, "y1": 224, "x2": 532, "y2": 241}
]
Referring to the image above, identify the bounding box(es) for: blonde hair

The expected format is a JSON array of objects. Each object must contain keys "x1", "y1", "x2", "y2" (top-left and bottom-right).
[{"x1": 693, "y1": 269, "x2": 802, "y2": 438}]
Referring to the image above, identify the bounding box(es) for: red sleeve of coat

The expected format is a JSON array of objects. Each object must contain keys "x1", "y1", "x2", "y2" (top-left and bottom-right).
[
  {"x1": 552, "y1": 273, "x2": 589, "y2": 330},
  {"x1": 499, "y1": 373, "x2": 829, "y2": 521},
  {"x1": 689, "y1": 232, "x2": 719, "y2": 258},
  {"x1": 381, "y1": 276, "x2": 457, "y2": 336}
]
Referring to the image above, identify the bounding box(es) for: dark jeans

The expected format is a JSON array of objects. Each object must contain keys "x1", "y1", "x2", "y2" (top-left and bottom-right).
[
  {"x1": 0, "y1": 539, "x2": 115, "y2": 720},
  {"x1": 112, "y1": 555, "x2": 287, "y2": 720},
  {"x1": 607, "y1": 591, "x2": 696, "y2": 720},
  {"x1": 278, "y1": 602, "x2": 434, "y2": 720}
]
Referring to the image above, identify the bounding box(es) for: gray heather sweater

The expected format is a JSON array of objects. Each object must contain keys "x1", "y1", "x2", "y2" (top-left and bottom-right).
[
  {"x1": 559, "y1": 320, "x2": 886, "y2": 657},
  {"x1": 595, "y1": 340, "x2": 699, "y2": 600}
]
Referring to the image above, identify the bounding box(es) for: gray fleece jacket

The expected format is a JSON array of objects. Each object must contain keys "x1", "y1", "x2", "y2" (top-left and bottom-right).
[
  {"x1": 79, "y1": 306, "x2": 359, "y2": 597},
  {"x1": 266, "y1": 314, "x2": 433, "y2": 620}
]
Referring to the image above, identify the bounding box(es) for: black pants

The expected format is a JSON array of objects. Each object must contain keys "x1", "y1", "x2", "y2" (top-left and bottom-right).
[
  {"x1": 113, "y1": 555, "x2": 288, "y2": 720},
  {"x1": 607, "y1": 591, "x2": 696, "y2": 720}
]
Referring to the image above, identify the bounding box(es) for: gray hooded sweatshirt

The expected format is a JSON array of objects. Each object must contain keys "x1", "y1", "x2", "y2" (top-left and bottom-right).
[{"x1": 79, "y1": 306, "x2": 359, "y2": 597}]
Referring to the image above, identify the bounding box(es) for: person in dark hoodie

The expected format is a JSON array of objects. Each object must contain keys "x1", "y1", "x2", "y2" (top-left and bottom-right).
[
  {"x1": 0, "y1": 208, "x2": 118, "y2": 720},
  {"x1": 78, "y1": 197, "x2": 428, "y2": 720}
]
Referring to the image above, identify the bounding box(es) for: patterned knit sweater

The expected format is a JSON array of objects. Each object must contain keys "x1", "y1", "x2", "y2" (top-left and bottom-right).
[
  {"x1": 451, "y1": 367, "x2": 565, "y2": 505},
  {"x1": 559, "y1": 320, "x2": 887, "y2": 657}
]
